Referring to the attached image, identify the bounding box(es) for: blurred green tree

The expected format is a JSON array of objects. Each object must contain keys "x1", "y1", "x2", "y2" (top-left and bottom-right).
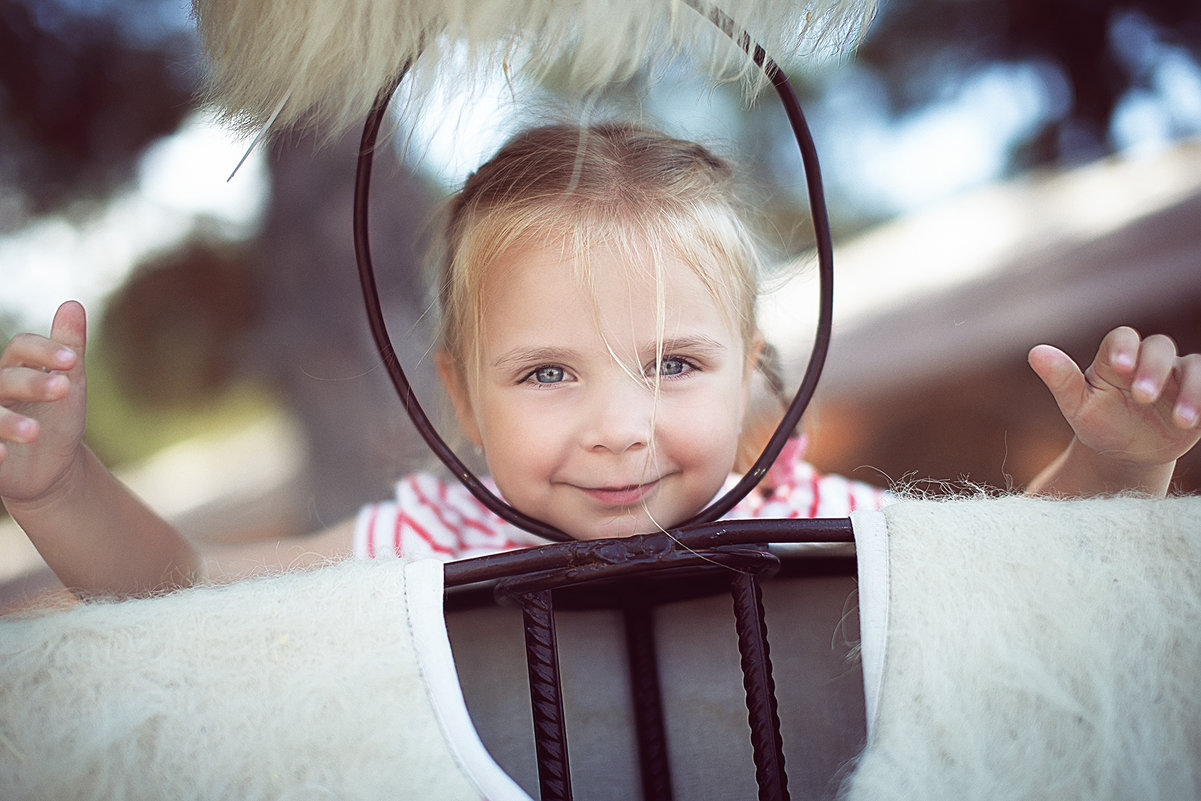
[
  {"x1": 850, "y1": 0, "x2": 1201, "y2": 168},
  {"x1": 0, "y1": 0, "x2": 196, "y2": 230}
]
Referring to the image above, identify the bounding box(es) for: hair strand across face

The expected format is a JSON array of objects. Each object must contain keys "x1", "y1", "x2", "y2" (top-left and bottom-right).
[{"x1": 440, "y1": 123, "x2": 763, "y2": 377}]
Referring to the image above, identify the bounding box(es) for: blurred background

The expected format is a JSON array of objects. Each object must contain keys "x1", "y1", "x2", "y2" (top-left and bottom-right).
[{"x1": 3, "y1": 0, "x2": 1200, "y2": 605}]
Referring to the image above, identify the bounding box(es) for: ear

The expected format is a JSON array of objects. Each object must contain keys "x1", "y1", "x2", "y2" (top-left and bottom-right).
[
  {"x1": 745, "y1": 332, "x2": 765, "y2": 376},
  {"x1": 436, "y1": 350, "x2": 483, "y2": 446},
  {"x1": 742, "y1": 332, "x2": 767, "y2": 409}
]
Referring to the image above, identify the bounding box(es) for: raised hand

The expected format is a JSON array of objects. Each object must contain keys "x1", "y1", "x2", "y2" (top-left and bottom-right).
[
  {"x1": 0, "y1": 301, "x2": 89, "y2": 505},
  {"x1": 1028, "y1": 326, "x2": 1201, "y2": 495}
]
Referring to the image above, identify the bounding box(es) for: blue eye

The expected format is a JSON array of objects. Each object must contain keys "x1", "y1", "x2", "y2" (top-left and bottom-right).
[
  {"x1": 655, "y1": 358, "x2": 693, "y2": 377},
  {"x1": 532, "y1": 366, "x2": 566, "y2": 384}
]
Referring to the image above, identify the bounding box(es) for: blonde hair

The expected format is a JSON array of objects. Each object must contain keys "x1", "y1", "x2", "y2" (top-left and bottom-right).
[{"x1": 439, "y1": 122, "x2": 763, "y2": 372}]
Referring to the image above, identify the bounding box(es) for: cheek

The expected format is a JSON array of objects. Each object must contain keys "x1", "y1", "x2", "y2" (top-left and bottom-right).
[
  {"x1": 660, "y1": 384, "x2": 746, "y2": 462},
  {"x1": 476, "y1": 399, "x2": 564, "y2": 487}
]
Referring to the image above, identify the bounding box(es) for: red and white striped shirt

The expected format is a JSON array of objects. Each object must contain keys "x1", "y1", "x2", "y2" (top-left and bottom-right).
[{"x1": 353, "y1": 438, "x2": 890, "y2": 561}]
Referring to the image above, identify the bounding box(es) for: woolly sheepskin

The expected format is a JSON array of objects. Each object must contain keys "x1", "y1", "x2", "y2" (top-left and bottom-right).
[
  {"x1": 845, "y1": 495, "x2": 1201, "y2": 801},
  {"x1": 0, "y1": 559, "x2": 530, "y2": 801},
  {"x1": 191, "y1": 0, "x2": 877, "y2": 136},
  {"x1": 4, "y1": 496, "x2": 1197, "y2": 800}
]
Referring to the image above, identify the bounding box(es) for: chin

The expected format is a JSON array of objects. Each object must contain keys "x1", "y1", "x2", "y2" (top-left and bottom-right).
[
  {"x1": 565, "y1": 524, "x2": 641, "y2": 542},
  {"x1": 565, "y1": 513, "x2": 678, "y2": 542}
]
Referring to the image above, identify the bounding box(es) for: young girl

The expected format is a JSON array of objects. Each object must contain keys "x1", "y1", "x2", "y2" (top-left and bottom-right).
[{"x1": 2, "y1": 123, "x2": 1199, "y2": 600}]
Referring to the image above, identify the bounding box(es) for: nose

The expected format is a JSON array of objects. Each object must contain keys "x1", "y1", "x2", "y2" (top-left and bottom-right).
[{"x1": 582, "y1": 377, "x2": 654, "y2": 455}]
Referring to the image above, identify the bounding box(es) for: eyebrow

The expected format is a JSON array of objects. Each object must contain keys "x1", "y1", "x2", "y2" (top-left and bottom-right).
[
  {"x1": 490, "y1": 347, "x2": 583, "y2": 372},
  {"x1": 490, "y1": 336, "x2": 729, "y2": 372},
  {"x1": 651, "y1": 335, "x2": 729, "y2": 359}
]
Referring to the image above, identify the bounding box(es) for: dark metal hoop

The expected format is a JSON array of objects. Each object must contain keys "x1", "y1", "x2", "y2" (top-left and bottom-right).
[{"x1": 353, "y1": 1, "x2": 836, "y2": 541}]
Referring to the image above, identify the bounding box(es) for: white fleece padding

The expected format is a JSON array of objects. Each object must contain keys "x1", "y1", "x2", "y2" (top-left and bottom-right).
[
  {"x1": 842, "y1": 495, "x2": 1201, "y2": 801},
  {"x1": 0, "y1": 559, "x2": 532, "y2": 801},
  {"x1": 191, "y1": 0, "x2": 878, "y2": 136}
]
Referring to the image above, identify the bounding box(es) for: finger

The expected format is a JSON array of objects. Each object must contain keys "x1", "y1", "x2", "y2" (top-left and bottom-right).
[
  {"x1": 1028, "y1": 344, "x2": 1087, "y2": 419},
  {"x1": 1088, "y1": 326, "x2": 1142, "y2": 387},
  {"x1": 0, "y1": 406, "x2": 39, "y2": 444},
  {"x1": 0, "y1": 332, "x2": 76, "y2": 372},
  {"x1": 0, "y1": 365, "x2": 71, "y2": 404},
  {"x1": 1173, "y1": 353, "x2": 1201, "y2": 428},
  {"x1": 49, "y1": 301, "x2": 87, "y2": 370},
  {"x1": 1129, "y1": 334, "x2": 1179, "y2": 404}
]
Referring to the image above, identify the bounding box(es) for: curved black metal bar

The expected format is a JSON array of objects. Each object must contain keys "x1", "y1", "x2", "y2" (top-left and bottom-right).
[
  {"x1": 354, "y1": 67, "x2": 571, "y2": 542},
  {"x1": 493, "y1": 545, "x2": 780, "y2": 598},
  {"x1": 353, "y1": 3, "x2": 837, "y2": 540},
  {"x1": 681, "y1": 1, "x2": 836, "y2": 524},
  {"x1": 443, "y1": 517, "x2": 853, "y2": 590}
]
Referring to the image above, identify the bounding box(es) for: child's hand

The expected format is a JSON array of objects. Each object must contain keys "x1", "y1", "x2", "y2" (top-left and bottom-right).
[
  {"x1": 1029, "y1": 326, "x2": 1201, "y2": 472},
  {"x1": 0, "y1": 301, "x2": 89, "y2": 506}
]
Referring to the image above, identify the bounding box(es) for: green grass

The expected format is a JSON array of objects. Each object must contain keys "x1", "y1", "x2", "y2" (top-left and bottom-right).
[
  {"x1": 83, "y1": 347, "x2": 282, "y2": 468},
  {"x1": 0, "y1": 335, "x2": 280, "y2": 526}
]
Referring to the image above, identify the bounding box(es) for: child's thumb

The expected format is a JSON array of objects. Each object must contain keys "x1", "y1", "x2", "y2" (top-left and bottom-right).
[
  {"x1": 49, "y1": 301, "x2": 87, "y2": 360},
  {"x1": 1028, "y1": 344, "x2": 1084, "y2": 418}
]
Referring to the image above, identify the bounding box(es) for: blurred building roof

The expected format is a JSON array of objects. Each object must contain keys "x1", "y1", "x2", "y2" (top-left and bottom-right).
[{"x1": 761, "y1": 139, "x2": 1201, "y2": 395}]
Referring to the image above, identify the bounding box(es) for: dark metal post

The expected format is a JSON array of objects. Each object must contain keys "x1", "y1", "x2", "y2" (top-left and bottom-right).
[
  {"x1": 520, "y1": 590, "x2": 573, "y2": 801},
  {"x1": 730, "y1": 572, "x2": 790, "y2": 801},
  {"x1": 623, "y1": 604, "x2": 675, "y2": 801}
]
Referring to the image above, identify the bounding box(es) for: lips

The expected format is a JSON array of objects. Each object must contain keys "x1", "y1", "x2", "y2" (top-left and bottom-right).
[{"x1": 577, "y1": 479, "x2": 660, "y2": 507}]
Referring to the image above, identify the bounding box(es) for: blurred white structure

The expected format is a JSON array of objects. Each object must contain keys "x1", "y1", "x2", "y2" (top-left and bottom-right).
[{"x1": 762, "y1": 139, "x2": 1201, "y2": 394}]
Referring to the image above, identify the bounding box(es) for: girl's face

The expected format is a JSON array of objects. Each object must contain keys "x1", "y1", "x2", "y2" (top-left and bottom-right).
[{"x1": 441, "y1": 239, "x2": 754, "y2": 540}]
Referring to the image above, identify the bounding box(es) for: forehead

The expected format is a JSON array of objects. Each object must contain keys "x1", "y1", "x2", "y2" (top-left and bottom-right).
[{"x1": 477, "y1": 238, "x2": 739, "y2": 356}]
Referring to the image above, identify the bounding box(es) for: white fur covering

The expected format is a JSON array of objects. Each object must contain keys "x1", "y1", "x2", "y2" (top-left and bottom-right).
[
  {"x1": 191, "y1": 0, "x2": 877, "y2": 136},
  {"x1": 6, "y1": 496, "x2": 1193, "y2": 799},
  {"x1": 0, "y1": 559, "x2": 531, "y2": 801},
  {"x1": 845, "y1": 495, "x2": 1201, "y2": 801}
]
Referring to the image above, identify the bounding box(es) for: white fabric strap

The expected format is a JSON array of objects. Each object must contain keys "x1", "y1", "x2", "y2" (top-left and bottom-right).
[
  {"x1": 404, "y1": 559, "x2": 534, "y2": 801},
  {"x1": 851, "y1": 508, "x2": 890, "y2": 738}
]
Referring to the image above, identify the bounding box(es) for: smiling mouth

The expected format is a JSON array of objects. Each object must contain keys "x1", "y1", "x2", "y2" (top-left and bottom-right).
[{"x1": 577, "y1": 480, "x2": 660, "y2": 507}]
